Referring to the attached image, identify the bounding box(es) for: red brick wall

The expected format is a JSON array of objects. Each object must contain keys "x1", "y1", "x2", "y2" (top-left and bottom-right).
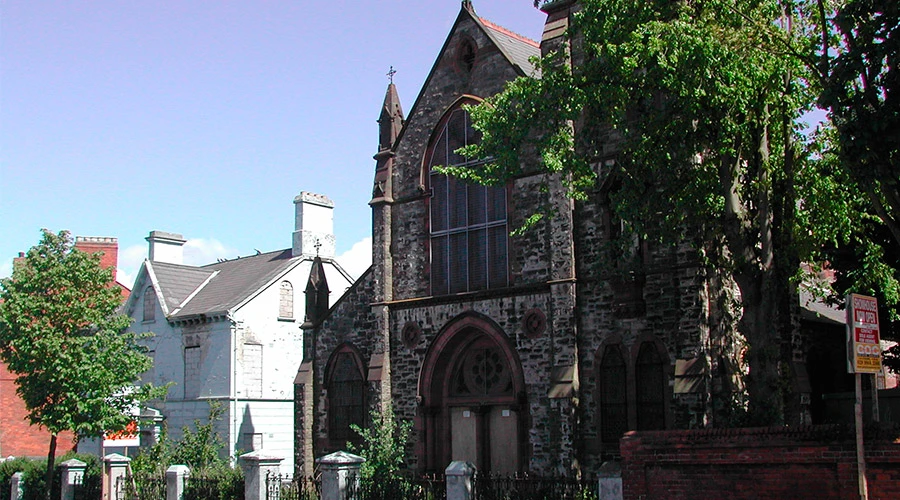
[
  {"x1": 0, "y1": 362, "x2": 77, "y2": 457},
  {"x1": 620, "y1": 425, "x2": 900, "y2": 500}
]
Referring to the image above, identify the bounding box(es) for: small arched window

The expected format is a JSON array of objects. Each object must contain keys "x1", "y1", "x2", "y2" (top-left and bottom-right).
[
  {"x1": 143, "y1": 287, "x2": 156, "y2": 322},
  {"x1": 598, "y1": 344, "x2": 628, "y2": 443},
  {"x1": 636, "y1": 342, "x2": 666, "y2": 430},
  {"x1": 428, "y1": 106, "x2": 508, "y2": 295},
  {"x1": 279, "y1": 281, "x2": 293, "y2": 319},
  {"x1": 326, "y1": 346, "x2": 366, "y2": 446}
]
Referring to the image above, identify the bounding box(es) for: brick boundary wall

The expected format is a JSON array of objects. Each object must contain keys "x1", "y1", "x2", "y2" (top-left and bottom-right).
[{"x1": 620, "y1": 424, "x2": 900, "y2": 499}]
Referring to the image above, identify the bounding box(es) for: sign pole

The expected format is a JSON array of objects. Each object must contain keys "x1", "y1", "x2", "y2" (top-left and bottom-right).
[
  {"x1": 847, "y1": 293, "x2": 880, "y2": 500},
  {"x1": 855, "y1": 373, "x2": 868, "y2": 500},
  {"x1": 871, "y1": 374, "x2": 880, "y2": 423}
]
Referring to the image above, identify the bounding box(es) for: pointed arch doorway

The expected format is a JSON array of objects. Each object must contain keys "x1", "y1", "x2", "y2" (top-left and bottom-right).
[{"x1": 419, "y1": 314, "x2": 527, "y2": 474}]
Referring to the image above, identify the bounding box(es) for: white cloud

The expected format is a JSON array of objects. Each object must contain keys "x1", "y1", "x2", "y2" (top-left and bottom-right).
[
  {"x1": 183, "y1": 238, "x2": 239, "y2": 267},
  {"x1": 0, "y1": 259, "x2": 12, "y2": 280},
  {"x1": 115, "y1": 239, "x2": 238, "y2": 291},
  {"x1": 116, "y1": 244, "x2": 148, "y2": 290},
  {"x1": 336, "y1": 237, "x2": 372, "y2": 281}
]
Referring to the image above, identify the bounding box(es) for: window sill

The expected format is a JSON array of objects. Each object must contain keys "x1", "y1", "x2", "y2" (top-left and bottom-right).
[{"x1": 277, "y1": 317, "x2": 296, "y2": 322}]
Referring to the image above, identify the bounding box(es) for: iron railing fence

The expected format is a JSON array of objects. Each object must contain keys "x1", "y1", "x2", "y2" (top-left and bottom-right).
[
  {"x1": 265, "y1": 472, "x2": 321, "y2": 500},
  {"x1": 71, "y1": 473, "x2": 101, "y2": 500},
  {"x1": 184, "y1": 473, "x2": 245, "y2": 500},
  {"x1": 346, "y1": 473, "x2": 445, "y2": 500},
  {"x1": 119, "y1": 472, "x2": 166, "y2": 500},
  {"x1": 472, "y1": 473, "x2": 598, "y2": 500}
]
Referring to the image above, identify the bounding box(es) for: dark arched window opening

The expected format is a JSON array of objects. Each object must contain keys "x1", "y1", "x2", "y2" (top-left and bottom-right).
[
  {"x1": 636, "y1": 342, "x2": 666, "y2": 430},
  {"x1": 598, "y1": 344, "x2": 628, "y2": 443},
  {"x1": 143, "y1": 287, "x2": 156, "y2": 322},
  {"x1": 428, "y1": 106, "x2": 508, "y2": 295},
  {"x1": 326, "y1": 347, "x2": 366, "y2": 447}
]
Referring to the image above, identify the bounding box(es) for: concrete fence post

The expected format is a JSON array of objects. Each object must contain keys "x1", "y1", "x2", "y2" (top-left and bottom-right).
[
  {"x1": 239, "y1": 450, "x2": 283, "y2": 500},
  {"x1": 316, "y1": 451, "x2": 365, "y2": 500},
  {"x1": 445, "y1": 461, "x2": 475, "y2": 500},
  {"x1": 59, "y1": 458, "x2": 86, "y2": 500},
  {"x1": 10, "y1": 472, "x2": 24, "y2": 500},
  {"x1": 598, "y1": 460, "x2": 623, "y2": 500},
  {"x1": 165, "y1": 465, "x2": 190, "y2": 500},
  {"x1": 102, "y1": 453, "x2": 131, "y2": 500}
]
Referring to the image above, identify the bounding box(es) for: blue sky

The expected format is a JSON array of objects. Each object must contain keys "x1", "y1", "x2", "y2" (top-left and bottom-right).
[{"x1": 1, "y1": 1, "x2": 547, "y2": 286}]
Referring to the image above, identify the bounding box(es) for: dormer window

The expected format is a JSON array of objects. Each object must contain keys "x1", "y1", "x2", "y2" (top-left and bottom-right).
[
  {"x1": 279, "y1": 281, "x2": 294, "y2": 319},
  {"x1": 143, "y1": 287, "x2": 156, "y2": 322},
  {"x1": 427, "y1": 105, "x2": 508, "y2": 295}
]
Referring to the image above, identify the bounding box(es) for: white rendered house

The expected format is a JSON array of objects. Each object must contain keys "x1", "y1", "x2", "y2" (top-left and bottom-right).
[{"x1": 124, "y1": 192, "x2": 353, "y2": 472}]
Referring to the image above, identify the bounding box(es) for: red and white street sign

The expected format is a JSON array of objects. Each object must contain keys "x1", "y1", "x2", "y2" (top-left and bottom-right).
[{"x1": 847, "y1": 293, "x2": 882, "y2": 374}]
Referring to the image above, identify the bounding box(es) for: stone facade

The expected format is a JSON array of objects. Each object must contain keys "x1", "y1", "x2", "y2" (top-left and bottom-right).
[{"x1": 295, "y1": 2, "x2": 743, "y2": 476}]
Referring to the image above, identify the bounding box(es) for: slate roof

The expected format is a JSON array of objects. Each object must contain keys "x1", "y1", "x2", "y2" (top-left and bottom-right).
[
  {"x1": 170, "y1": 248, "x2": 298, "y2": 318},
  {"x1": 149, "y1": 262, "x2": 216, "y2": 312},
  {"x1": 479, "y1": 17, "x2": 541, "y2": 77}
]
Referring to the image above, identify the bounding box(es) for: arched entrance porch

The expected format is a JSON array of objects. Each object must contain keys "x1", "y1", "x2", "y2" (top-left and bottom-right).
[{"x1": 418, "y1": 313, "x2": 527, "y2": 473}]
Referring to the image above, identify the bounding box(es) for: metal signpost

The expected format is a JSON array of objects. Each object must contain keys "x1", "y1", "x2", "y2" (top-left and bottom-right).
[{"x1": 846, "y1": 293, "x2": 882, "y2": 500}]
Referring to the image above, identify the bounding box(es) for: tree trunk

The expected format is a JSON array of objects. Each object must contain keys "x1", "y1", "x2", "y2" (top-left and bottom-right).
[
  {"x1": 736, "y1": 269, "x2": 785, "y2": 426},
  {"x1": 45, "y1": 433, "x2": 57, "y2": 500}
]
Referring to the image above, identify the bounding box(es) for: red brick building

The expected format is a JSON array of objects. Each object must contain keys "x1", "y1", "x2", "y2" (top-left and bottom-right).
[{"x1": 0, "y1": 236, "x2": 129, "y2": 457}]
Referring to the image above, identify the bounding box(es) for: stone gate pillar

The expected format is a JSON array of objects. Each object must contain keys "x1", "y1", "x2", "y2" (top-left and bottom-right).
[
  {"x1": 102, "y1": 453, "x2": 130, "y2": 500},
  {"x1": 445, "y1": 461, "x2": 475, "y2": 500},
  {"x1": 59, "y1": 458, "x2": 86, "y2": 500},
  {"x1": 317, "y1": 451, "x2": 365, "y2": 500},
  {"x1": 165, "y1": 465, "x2": 190, "y2": 500},
  {"x1": 239, "y1": 451, "x2": 283, "y2": 500}
]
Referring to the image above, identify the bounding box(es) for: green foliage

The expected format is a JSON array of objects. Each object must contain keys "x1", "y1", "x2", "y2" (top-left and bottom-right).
[
  {"x1": 348, "y1": 405, "x2": 416, "y2": 499},
  {"x1": 818, "y1": 0, "x2": 900, "y2": 247},
  {"x1": 0, "y1": 229, "x2": 167, "y2": 438},
  {"x1": 132, "y1": 401, "x2": 233, "y2": 475},
  {"x1": 0, "y1": 453, "x2": 101, "y2": 500},
  {"x1": 0, "y1": 229, "x2": 168, "y2": 497},
  {"x1": 458, "y1": 0, "x2": 900, "y2": 422}
]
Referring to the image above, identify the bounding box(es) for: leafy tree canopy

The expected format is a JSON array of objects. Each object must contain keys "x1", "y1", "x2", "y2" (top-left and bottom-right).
[
  {"x1": 0, "y1": 229, "x2": 167, "y2": 496},
  {"x1": 447, "y1": 0, "x2": 897, "y2": 424}
]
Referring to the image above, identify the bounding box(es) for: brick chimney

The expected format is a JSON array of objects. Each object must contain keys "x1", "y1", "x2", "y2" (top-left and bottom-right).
[
  {"x1": 146, "y1": 231, "x2": 186, "y2": 264},
  {"x1": 75, "y1": 236, "x2": 120, "y2": 283}
]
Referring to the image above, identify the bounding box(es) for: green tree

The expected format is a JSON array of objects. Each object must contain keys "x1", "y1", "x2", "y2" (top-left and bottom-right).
[
  {"x1": 453, "y1": 0, "x2": 866, "y2": 425},
  {"x1": 817, "y1": 0, "x2": 899, "y2": 246},
  {"x1": 0, "y1": 229, "x2": 167, "y2": 499}
]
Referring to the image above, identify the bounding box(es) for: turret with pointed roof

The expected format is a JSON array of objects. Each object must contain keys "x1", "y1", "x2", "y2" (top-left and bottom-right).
[{"x1": 372, "y1": 82, "x2": 404, "y2": 202}]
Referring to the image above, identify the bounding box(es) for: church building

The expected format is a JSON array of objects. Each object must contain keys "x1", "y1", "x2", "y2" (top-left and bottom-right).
[{"x1": 295, "y1": 1, "x2": 745, "y2": 476}]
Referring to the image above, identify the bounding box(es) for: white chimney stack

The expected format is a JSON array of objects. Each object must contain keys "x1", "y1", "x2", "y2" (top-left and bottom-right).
[
  {"x1": 146, "y1": 231, "x2": 186, "y2": 264},
  {"x1": 293, "y1": 192, "x2": 335, "y2": 258}
]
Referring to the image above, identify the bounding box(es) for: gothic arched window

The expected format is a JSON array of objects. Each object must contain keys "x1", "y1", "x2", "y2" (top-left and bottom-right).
[
  {"x1": 598, "y1": 344, "x2": 628, "y2": 443},
  {"x1": 636, "y1": 342, "x2": 666, "y2": 430},
  {"x1": 143, "y1": 287, "x2": 156, "y2": 322},
  {"x1": 428, "y1": 106, "x2": 508, "y2": 295},
  {"x1": 279, "y1": 281, "x2": 293, "y2": 319},
  {"x1": 326, "y1": 346, "x2": 366, "y2": 446}
]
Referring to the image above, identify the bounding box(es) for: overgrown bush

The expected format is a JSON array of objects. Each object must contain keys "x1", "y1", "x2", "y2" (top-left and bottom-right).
[
  {"x1": 348, "y1": 405, "x2": 418, "y2": 499},
  {"x1": 0, "y1": 453, "x2": 100, "y2": 500},
  {"x1": 131, "y1": 401, "x2": 243, "y2": 499},
  {"x1": 132, "y1": 401, "x2": 233, "y2": 475}
]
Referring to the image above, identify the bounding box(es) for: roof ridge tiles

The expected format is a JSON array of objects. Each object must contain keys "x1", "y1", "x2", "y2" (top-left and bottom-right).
[{"x1": 479, "y1": 17, "x2": 540, "y2": 48}]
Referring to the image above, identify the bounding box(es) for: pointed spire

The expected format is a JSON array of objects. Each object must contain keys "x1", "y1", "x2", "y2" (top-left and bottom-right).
[
  {"x1": 302, "y1": 256, "x2": 330, "y2": 328},
  {"x1": 378, "y1": 81, "x2": 404, "y2": 152},
  {"x1": 372, "y1": 77, "x2": 404, "y2": 202}
]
